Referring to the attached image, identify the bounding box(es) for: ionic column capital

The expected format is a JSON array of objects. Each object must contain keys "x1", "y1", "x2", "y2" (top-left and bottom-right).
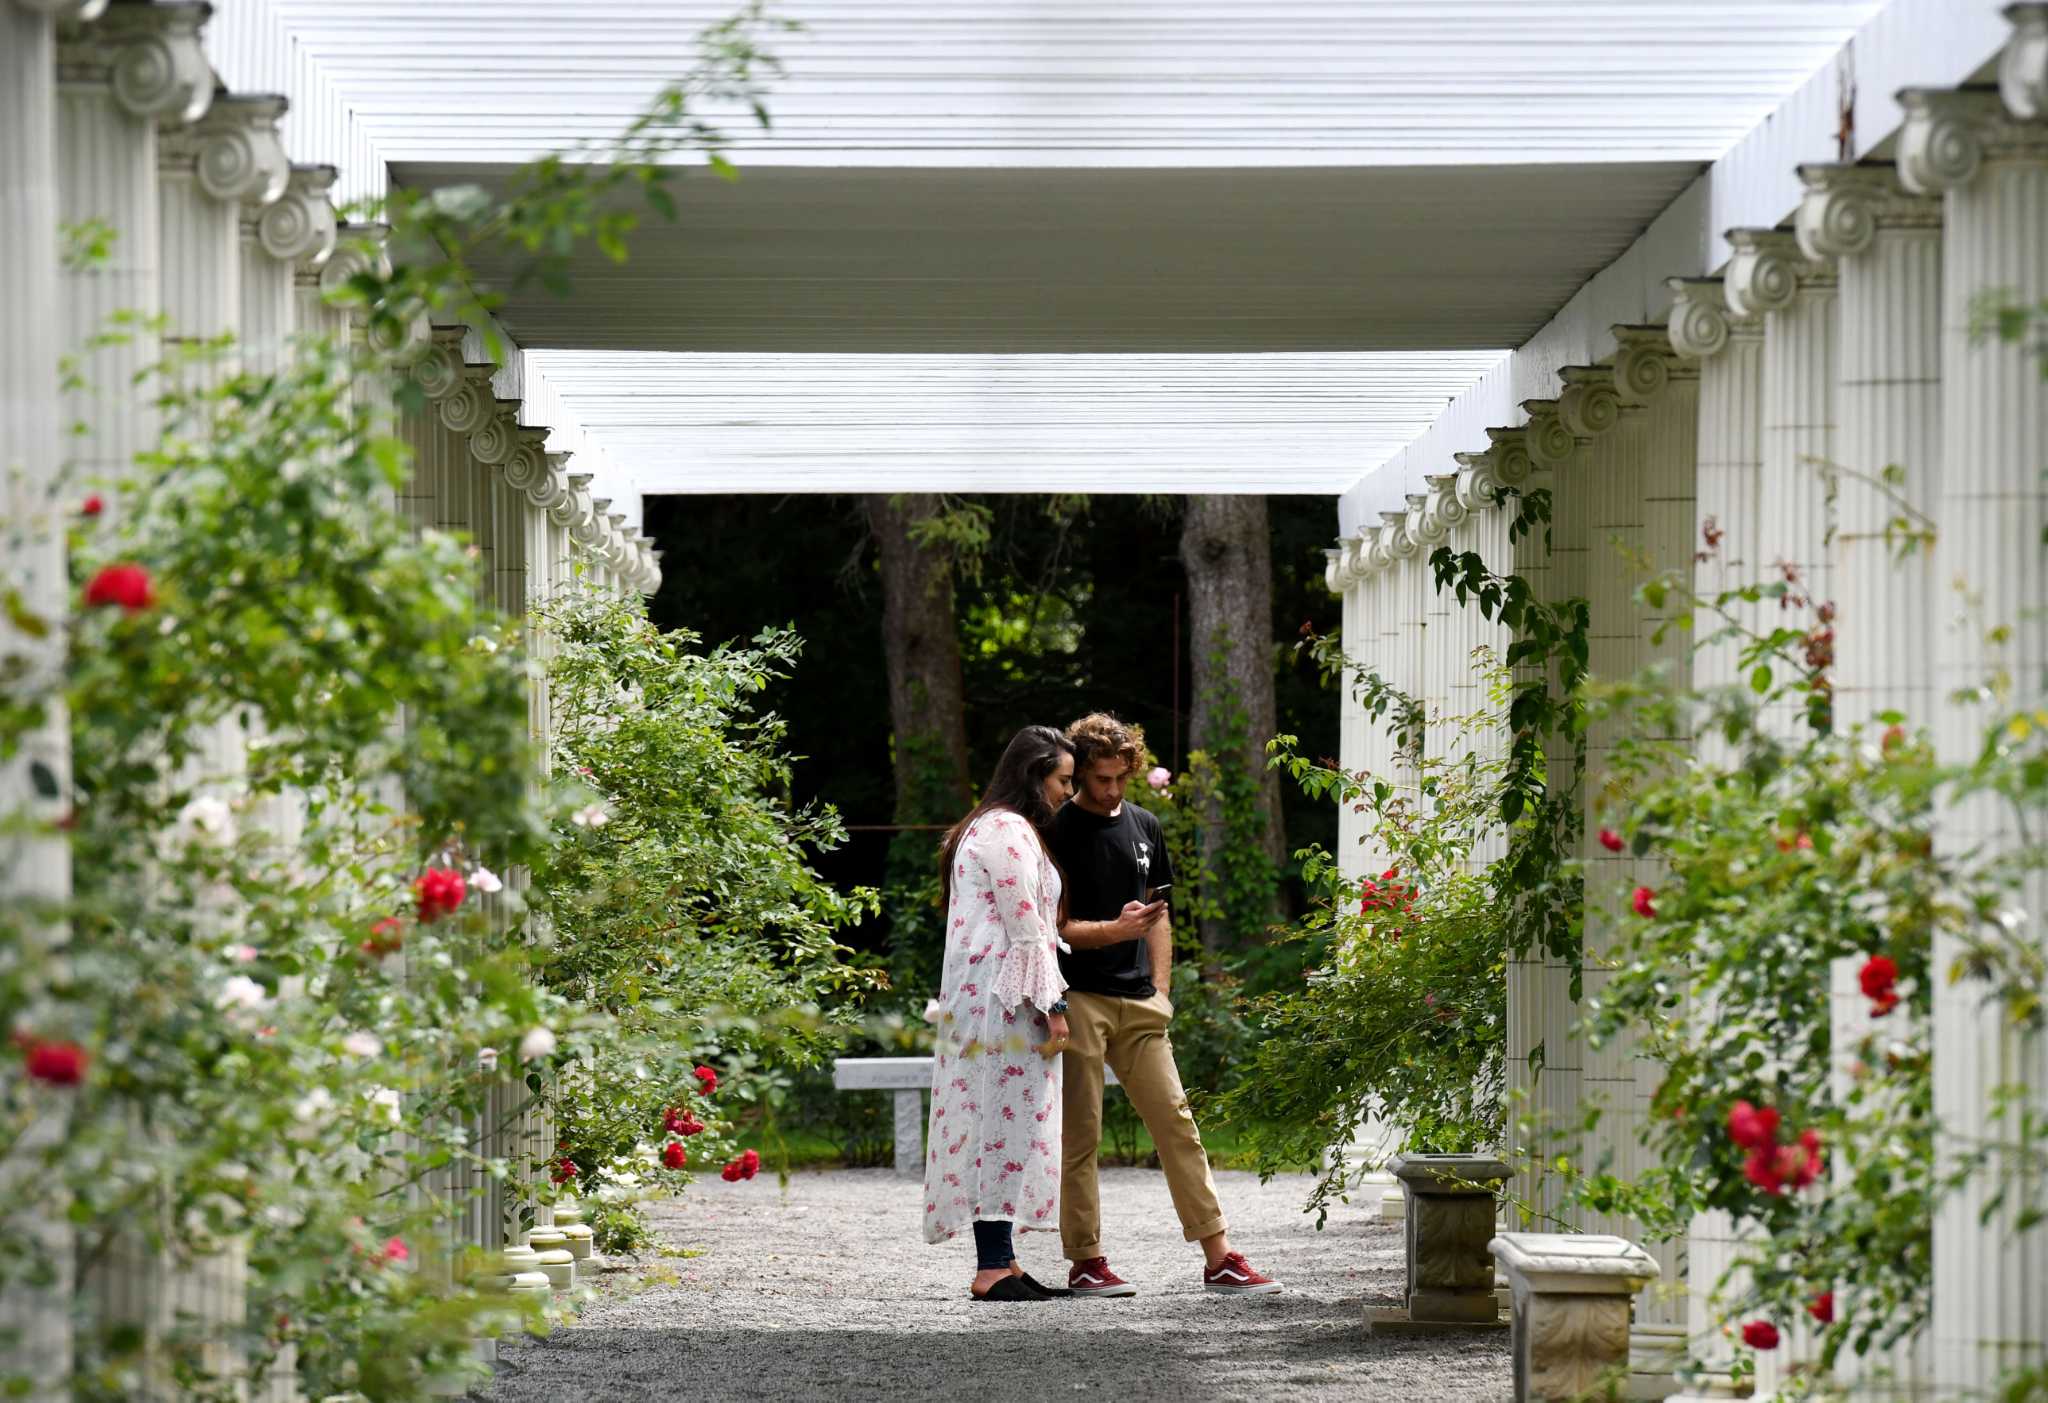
[
  {"x1": 1452, "y1": 450, "x2": 1500, "y2": 511},
  {"x1": 471, "y1": 401, "x2": 520, "y2": 467},
  {"x1": 1898, "y1": 87, "x2": 2048, "y2": 196},
  {"x1": 411, "y1": 326, "x2": 471, "y2": 402},
  {"x1": 551, "y1": 474, "x2": 593, "y2": 531},
  {"x1": 59, "y1": 2, "x2": 208, "y2": 124},
  {"x1": 1724, "y1": 228, "x2": 1833, "y2": 318},
  {"x1": 1379, "y1": 511, "x2": 1419, "y2": 561},
  {"x1": 2003, "y1": 3, "x2": 2048, "y2": 120},
  {"x1": 1404, "y1": 492, "x2": 1448, "y2": 550},
  {"x1": 1425, "y1": 473, "x2": 1468, "y2": 535},
  {"x1": 437, "y1": 364, "x2": 498, "y2": 435},
  {"x1": 1664, "y1": 277, "x2": 1760, "y2": 360},
  {"x1": 1521, "y1": 399, "x2": 1575, "y2": 469},
  {"x1": 1795, "y1": 163, "x2": 1942, "y2": 261},
  {"x1": 163, "y1": 93, "x2": 290, "y2": 206},
  {"x1": 1362, "y1": 525, "x2": 1392, "y2": 572},
  {"x1": 1556, "y1": 365, "x2": 1621, "y2": 439},
  {"x1": 250, "y1": 164, "x2": 339, "y2": 269},
  {"x1": 530, "y1": 454, "x2": 573, "y2": 515},
  {"x1": 1323, "y1": 547, "x2": 1346, "y2": 595},
  {"x1": 1609, "y1": 325, "x2": 1688, "y2": 403},
  {"x1": 502, "y1": 428, "x2": 553, "y2": 500}
]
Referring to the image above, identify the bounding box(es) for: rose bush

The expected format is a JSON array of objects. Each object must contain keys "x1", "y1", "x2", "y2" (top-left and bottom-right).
[{"x1": 0, "y1": 7, "x2": 835, "y2": 1397}]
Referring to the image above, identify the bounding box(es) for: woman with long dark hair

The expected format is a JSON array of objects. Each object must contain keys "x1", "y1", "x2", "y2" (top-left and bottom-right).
[{"x1": 922, "y1": 725, "x2": 1075, "y2": 1300}]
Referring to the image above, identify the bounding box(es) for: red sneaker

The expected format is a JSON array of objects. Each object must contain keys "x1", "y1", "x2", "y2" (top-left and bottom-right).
[
  {"x1": 1203, "y1": 1251, "x2": 1282, "y2": 1296},
  {"x1": 1067, "y1": 1257, "x2": 1138, "y2": 1297}
]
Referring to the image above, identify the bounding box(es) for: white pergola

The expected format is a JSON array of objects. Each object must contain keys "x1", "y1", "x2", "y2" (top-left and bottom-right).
[
  {"x1": 199, "y1": 0, "x2": 1920, "y2": 517},
  {"x1": 6, "y1": 2, "x2": 2044, "y2": 1399}
]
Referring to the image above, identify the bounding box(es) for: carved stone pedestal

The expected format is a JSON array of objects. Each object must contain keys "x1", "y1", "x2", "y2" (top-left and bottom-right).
[
  {"x1": 1367, "y1": 1154, "x2": 1513, "y2": 1332},
  {"x1": 1492, "y1": 1232, "x2": 1660, "y2": 1403}
]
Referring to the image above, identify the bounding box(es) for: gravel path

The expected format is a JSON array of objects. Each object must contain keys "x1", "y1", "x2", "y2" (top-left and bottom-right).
[{"x1": 480, "y1": 1168, "x2": 1511, "y2": 1403}]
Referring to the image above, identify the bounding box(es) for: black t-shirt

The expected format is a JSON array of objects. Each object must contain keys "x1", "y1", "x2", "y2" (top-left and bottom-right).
[{"x1": 1048, "y1": 800, "x2": 1174, "y2": 999}]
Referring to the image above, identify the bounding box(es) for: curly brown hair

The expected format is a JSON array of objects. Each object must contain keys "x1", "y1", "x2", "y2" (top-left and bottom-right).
[{"x1": 1065, "y1": 712, "x2": 1146, "y2": 775}]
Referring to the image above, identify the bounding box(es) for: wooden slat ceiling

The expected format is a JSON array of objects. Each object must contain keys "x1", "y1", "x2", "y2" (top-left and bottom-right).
[
  {"x1": 401, "y1": 161, "x2": 1702, "y2": 355},
  {"x1": 244, "y1": 0, "x2": 1881, "y2": 493},
  {"x1": 272, "y1": 1, "x2": 1882, "y2": 167},
  {"x1": 521, "y1": 349, "x2": 1510, "y2": 494}
]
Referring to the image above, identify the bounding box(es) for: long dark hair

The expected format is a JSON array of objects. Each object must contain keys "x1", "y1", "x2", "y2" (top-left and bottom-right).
[{"x1": 940, "y1": 725, "x2": 1075, "y2": 904}]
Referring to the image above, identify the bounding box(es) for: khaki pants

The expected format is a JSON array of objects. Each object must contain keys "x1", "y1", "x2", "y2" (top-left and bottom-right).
[{"x1": 1060, "y1": 988, "x2": 1228, "y2": 1260}]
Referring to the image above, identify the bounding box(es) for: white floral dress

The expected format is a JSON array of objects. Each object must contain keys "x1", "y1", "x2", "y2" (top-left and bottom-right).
[{"x1": 922, "y1": 807, "x2": 1067, "y2": 1244}]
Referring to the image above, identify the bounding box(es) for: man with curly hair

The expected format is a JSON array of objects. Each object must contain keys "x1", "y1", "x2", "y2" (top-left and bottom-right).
[{"x1": 1047, "y1": 711, "x2": 1282, "y2": 1297}]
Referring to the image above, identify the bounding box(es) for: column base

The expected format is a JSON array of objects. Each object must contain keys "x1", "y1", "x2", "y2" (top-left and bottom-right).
[
  {"x1": 1627, "y1": 1323, "x2": 1687, "y2": 1399},
  {"x1": 1664, "y1": 1379, "x2": 1743, "y2": 1403},
  {"x1": 1365, "y1": 1304, "x2": 1509, "y2": 1336}
]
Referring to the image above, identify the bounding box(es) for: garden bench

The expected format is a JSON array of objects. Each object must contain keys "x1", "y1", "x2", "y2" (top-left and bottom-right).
[{"x1": 833, "y1": 1055, "x2": 1118, "y2": 1178}]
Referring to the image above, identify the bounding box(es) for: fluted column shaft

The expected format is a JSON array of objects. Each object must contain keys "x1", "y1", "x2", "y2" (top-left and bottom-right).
[
  {"x1": 1902, "y1": 88, "x2": 2048, "y2": 1395},
  {"x1": 1, "y1": 9, "x2": 75, "y2": 1397}
]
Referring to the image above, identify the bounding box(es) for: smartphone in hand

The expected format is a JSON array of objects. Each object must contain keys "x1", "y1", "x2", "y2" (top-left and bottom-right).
[{"x1": 1144, "y1": 883, "x2": 1172, "y2": 907}]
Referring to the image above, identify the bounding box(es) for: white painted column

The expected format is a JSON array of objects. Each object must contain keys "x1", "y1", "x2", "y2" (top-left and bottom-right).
[
  {"x1": 1665, "y1": 275, "x2": 1766, "y2": 1403},
  {"x1": 1899, "y1": 77, "x2": 2048, "y2": 1397},
  {"x1": 1727, "y1": 227, "x2": 1837, "y2": 738},
  {"x1": 1, "y1": 5, "x2": 85, "y2": 1394},
  {"x1": 1794, "y1": 161, "x2": 1945, "y2": 1401},
  {"x1": 56, "y1": 4, "x2": 205, "y2": 518},
  {"x1": 1615, "y1": 329, "x2": 1701, "y2": 1379},
  {"x1": 1798, "y1": 164, "x2": 1944, "y2": 730},
  {"x1": 1519, "y1": 397, "x2": 1587, "y2": 1229}
]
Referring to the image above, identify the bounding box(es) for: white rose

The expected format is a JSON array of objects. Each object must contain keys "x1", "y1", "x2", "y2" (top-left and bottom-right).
[
  {"x1": 217, "y1": 975, "x2": 269, "y2": 1013},
  {"x1": 176, "y1": 795, "x2": 238, "y2": 847},
  {"x1": 477, "y1": 1047, "x2": 500, "y2": 1072},
  {"x1": 470, "y1": 866, "x2": 504, "y2": 894},
  {"x1": 518, "y1": 1026, "x2": 557, "y2": 1062},
  {"x1": 365, "y1": 1086, "x2": 403, "y2": 1125},
  {"x1": 571, "y1": 804, "x2": 609, "y2": 829},
  {"x1": 340, "y1": 1031, "x2": 382, "y2": 1059},
  {"x1": 293, "y1": 1087, "x2": 334, "y2": 1122}
]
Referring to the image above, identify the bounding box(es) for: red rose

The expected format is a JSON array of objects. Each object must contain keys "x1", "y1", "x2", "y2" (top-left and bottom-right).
[
  {"x1": 1631, "y1": 886, "x2": 1656, "y2": 918},
  {"x1": 1808, "y1": 1291, "x2": 1835, "y2": 1325},
  {"x1": 664, "y1": 1107, "x2": 687, "y2": 1134},
  {"x1": 720, "y1": 1160, "x2": 744, "y2": 1182},
  {"x1": 551, "y1": 1158, "x2": 578, "y2": 1184},
  {"x1": 1741, "y1": 1320, "x2": 1780, "y2": 1350},
  {"x1": 81, "y1": 495, "x2": 104, "y2": 518},
  {"x1": 693, "y1": 1064, "x2": 718, "y2": 1096},
  {"x1": 677, "y1": 1112, "x2": 705, "y2": 1136},
  {"x1": 23, "y1": 1039, "x2": 88, "y2": 1086},
  {"x1": 739, "y1": 1148, "x2": 760, "y2": 1179},
  {"x1": 1858, "y1": 954, "x2": 1899, "y2": 1017},
  {"x1": 1791, "y1": 1128, "x2": 1825, "y2": 1188},
  {"x1": 1598, "y1": 828, "x2": 1625, "y2": 853},
  {"x1": 1727, "y1": 1100, "x2": 1780, "y2": 1150},
  {"x1": 83, "y1": 562, "x2": 153, "y2": 613},
  {"x1": 359, "y1": 917, "x2": 404, "y2": 958},
  {"x1": 662, "y1": 1141, "x2": 686, "y2": 1170},
  {"x1": 1744, "y1": 1147, "x2": 1786, "y2": 1195},
  {"x1": 382, "y1": 1236, "x2": 409, "y2": 1263},
  {"x1": 414, "y1": 867, "x2": 466, "y2": 923}
]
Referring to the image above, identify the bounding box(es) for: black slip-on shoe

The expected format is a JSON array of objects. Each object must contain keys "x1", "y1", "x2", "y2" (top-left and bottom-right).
[
  {"x1": 970, "y1": 1275, "x2": 1051, "y2": 1302},
  {"x1": 1016, "y1": 1272, "x2": 1073, "y2": 1298}
]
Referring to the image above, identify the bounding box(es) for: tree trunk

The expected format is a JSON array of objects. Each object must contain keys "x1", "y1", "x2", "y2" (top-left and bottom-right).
[
  {"x1": 1179, "y1": 494, "x2": 1287, "y2": 950},
  {"x1": 864, "y1": 493, "x2": 973, "y2": 824}
]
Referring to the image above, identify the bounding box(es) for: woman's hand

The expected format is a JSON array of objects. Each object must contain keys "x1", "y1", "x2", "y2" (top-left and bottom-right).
[{"x1": 1037, "y1": 1009, "x2": 1070, "y2": 1059}]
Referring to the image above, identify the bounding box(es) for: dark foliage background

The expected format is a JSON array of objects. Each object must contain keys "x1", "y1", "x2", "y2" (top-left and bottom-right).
[{"x1": 643, "y1": 492, "x2": 1339, "y2": 962}]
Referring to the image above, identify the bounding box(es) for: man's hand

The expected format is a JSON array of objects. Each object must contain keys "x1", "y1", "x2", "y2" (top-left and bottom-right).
[
  {"x1": 1112, "y1": 899, "x2": 1167, "y2": 940},
  {"x1": 1061, "y1": 900, "x2": 1166, "y2": 950}
]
